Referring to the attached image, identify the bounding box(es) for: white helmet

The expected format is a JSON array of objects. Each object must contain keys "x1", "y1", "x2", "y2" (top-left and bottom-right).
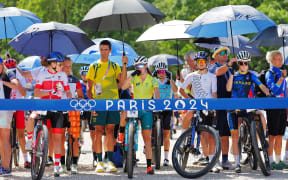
[
  {"x1": 155, "y1": 61, "x2": 168, "y2": 71},
  {"x1": 237, "y1": 51, "x2": 251, "y2": 61},
  {"x1": 133, "y1": 56, "x2": 148, "y2": 66},
  {"x1": 80, "y1": 66, "x2": 89, "y2": 74}
]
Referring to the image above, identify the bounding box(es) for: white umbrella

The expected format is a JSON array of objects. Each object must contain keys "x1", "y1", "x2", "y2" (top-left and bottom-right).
[{"x1": 148, "y1": 54, "x2": 184, "y2": 67}]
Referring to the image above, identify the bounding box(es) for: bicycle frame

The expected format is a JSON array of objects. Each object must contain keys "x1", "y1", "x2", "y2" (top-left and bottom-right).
[
  {"x1": 189, "y1": 111, "x2": 202, "y2": 150},
  {"x1": 124, "y1": 118, "x2": 139, "y2": 151}
]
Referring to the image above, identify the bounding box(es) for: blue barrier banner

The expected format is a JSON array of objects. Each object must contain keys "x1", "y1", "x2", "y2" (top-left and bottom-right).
[{"x1": 0, "y1": 98, "x2": 287, "y2": 111}]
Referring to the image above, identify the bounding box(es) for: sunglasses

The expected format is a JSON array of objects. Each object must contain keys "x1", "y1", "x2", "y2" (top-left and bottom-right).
[
  {"x1": 238, "y1": 61, "x2": 249, "y2": 66},
  {"x1": 158, "y1": 70, "x2": 166, "y2": 74},
  {"x1": 196, "y1": 59, "x2": 207, "y2": 64},
  {"x1": 219, "y1": 50, "x2": 228, "y2": 56},
  {"x1": 81, "y1": 71, "x2": 88, "y2": 76},
  {"x1": 135, "y1": 64, "x2": 145, "y2": 69}
]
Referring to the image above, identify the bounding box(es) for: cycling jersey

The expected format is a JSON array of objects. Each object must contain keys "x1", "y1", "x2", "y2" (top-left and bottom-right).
[
  {"x1": 130, "y1": 74, "x2": 159, "y2": 99},
  {"x1": 35, "y1": 70, "x2": 69, "y2": 99},
  {"x1": 86, "y1": 60, "x2": 121, "y2": 99},
  {"x1": 266, "y1": 66, "x2": 287, "y2": 97},
  {"x1": 158, "y1": 78, "x2": 172, "y2": 99},
  {"x1": 31, "y1": 66, "x2": 46, "y2": 80},
  {"x1": 231, "y1": 71, "x2": 262, "y2": 98},
  {"x1": 62, "y1": 75, "x2": 82, "y2": 99},
  {"x1": 9, "y1": 69, "x2": 26, "y2": 99},
  {"x1": 80, "y1": 80, "x2": 88, "y2": 99},
  {"x1": 181, "y1": 71, "x2": 217, "y2": 98}
]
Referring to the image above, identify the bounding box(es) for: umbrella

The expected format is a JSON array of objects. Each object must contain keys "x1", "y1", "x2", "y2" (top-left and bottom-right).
[
  {"x1": 185, "y1": 5, "x2": 276, "y2": 54},
  {"x1": 79, "y1": 0, "x2": 165, "y2": 54},
  {"x1": 136, "y1": 20, "x2": 192, "y2": 74},
  {"x1": 70, "y1": 38, "x2": 138, "y2": 66},
  {"x1": 148, "y1": 54, "x2": 184, "y2": 67},
  {"x1": 18, "y1": 56, "x2": 41, "y2": 71},
  {"x1": 194, "y1": 36, "x2": 262, "y2": 56},
  {"x1": 9, "y1": 21, "x2": 95, "y2": 57},
  {"x1": 278, "y1": 46, "x2": 288, "y2": 65},
  {"x1": 248, "y1": 25, "x2": 288, "y2": 47},
  {"x1": 0, "y1": 3, "x2": 5, "y2": 8},
  {"x1": 0, "y1": 7, "x2": 42, "y2": 52}
]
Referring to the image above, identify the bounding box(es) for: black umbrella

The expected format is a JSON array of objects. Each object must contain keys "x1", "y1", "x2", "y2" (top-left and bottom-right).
[{"x1": 79, "y1": 0, "x2": 165, "y2": 55}]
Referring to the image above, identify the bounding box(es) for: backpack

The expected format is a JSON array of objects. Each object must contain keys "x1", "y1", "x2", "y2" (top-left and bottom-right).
[
  {"x1": 112, "y1": 142, "x2": 124, "y2": 167},
  {"x1": 254, "y1": 70, "x2": 276, "y2": 97}
]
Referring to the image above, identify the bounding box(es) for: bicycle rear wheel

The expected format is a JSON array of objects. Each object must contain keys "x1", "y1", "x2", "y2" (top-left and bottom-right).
[
  {"x1": 66, "y1": 136, "x2": 73, "y2": 171},
  {"x1": 172, "y1": 125, "x2": 221, "y2": 178},
  {"x1": 251, "y1": 119, "x2": 271, "y2": 176},
  {"x1": 127, "y1": 122, "x2": 135, "y2": 179},
  {"x1": 154, "y1": 119, "x2": 161, "y2": 170},
  {"x1": 31, "y1": 125, "x2": 49, "y2": 180}
]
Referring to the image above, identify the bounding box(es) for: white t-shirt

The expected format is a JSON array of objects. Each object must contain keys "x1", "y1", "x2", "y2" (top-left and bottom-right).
[
  {"x1": 181, "y1": 71, "x2": 217, "y2": 98},
  {"x1": 10, "y1": 69, "x2": 26, "y2": 99}
]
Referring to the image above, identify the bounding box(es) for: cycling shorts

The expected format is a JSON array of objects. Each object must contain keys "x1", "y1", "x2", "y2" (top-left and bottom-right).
[
  {"x1": 216, "y1": 110, "x2": 231, "y2": 137},
  {"x1": 46, "y1": 111, "x2": 64, "y2": 130},
  {"x1": 227, "y1": 110, "x2": 248, "y2": 131},
  {"x1": 200, "y1": 110, "x2": 217, "y2": 129},
  {"x1": 90, "y1": 111, "x2": 120, "y2": 126},
  {"x1": 63, "y1": 112, "x2": 70, "y2": 128},
  {"x1": 138, "y1": 111, "x2": 153, "y2": 130},
  {"x1": 14, "y1": 111, "x2": 25, "y2": 129},
  {"x1": 159, "y1": 111, "x2": 172, "y2": 130},
  {"x1": 266, "y1": 109, "x2": 287, "y2": 136}
]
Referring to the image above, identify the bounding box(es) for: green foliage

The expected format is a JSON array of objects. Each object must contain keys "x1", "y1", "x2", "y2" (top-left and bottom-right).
[{"x1": 0, "y1": 0, "x2": 287, "y2": 77}]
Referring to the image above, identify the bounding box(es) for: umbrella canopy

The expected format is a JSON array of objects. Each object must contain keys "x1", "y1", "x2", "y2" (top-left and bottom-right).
[
  {"x1": 136, "y1": 20, "x2": 193, "y2": 41},
  {"x1": 194, "y1": 36, "x2": 262, "y2": 56},
  {"x1": 0, "y1": 7, "x2": 42, "y2": 39},
  {"x1": 148, "y1": 54, "x2": 184, "y2": 67},
  {"x1": 79, "y1": 0, "x2": 165, "y2": 54},
  {"x1": 185, "y1": 5, "x2": 276, "y2": 38},
  {"x1": 248, "y1": 24, "x2": 288, "y2": 47},
  {"x1": 80, "y1": 0, "x2": 165, "y2": 31},
  {"x1": 70, "y1": 38, "x2": 138, "y2": 66},
  {"x1": 0, "y1": 3, "x2": 5, "y2": 8},
  {"x1": 278, "y1": 46, "x2": 288, "y2": 65},
  {"x1": 18, "y1": 56, "x2": 41, "y2": 71},
  {"x1": 9, "y1": 21, "x2": 95, "y2": 57}
]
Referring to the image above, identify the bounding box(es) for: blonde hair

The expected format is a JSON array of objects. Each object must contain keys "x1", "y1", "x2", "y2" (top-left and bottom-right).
[
  {"x1": 0, "y1": 64, "x2": 8, "y2": 79},
  {"x1": 266, "y1": 50, "x2": 283, "y2": 65}
]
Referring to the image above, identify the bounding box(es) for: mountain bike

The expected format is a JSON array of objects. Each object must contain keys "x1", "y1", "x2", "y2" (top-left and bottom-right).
[
  {"x1": 172, "y1": 110, "x2": 221, "y2": 178},
  {"x1": 65, "y1": 130, "x2": 82, "y2": 171},
  {"x1": 249, "y1": 110, "x2": 270, "y2": 176},
  {"x1": 123, "y1": 110, "x2": 139, "y2": 179},
  {"x1": 237, "y1": 110, "x2": 258, "y2": 170},
  {"x1": 30, "y1": 114, "x2": 49, "y2": 180}
]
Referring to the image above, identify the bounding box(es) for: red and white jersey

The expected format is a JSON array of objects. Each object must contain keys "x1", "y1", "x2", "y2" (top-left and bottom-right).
[
  {"x1": 35, "y1": 70, "x2": 69, "y2": 99},
  {"x1": 10, "y1": 69, "x2": 27, "y2": 99},
  {"x1": 62, "y1": 75, "x2": 82, "y2": 99}
]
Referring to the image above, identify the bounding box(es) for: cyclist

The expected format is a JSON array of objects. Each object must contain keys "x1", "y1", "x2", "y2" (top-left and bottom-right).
[
  {"x1": 0, "y1": 57, "x2": 19, "y2": 176},
  {"x1": 4, "y1": 57, "x2": 30, "y2": 168},
  {"x1": 25, "y1": 52, "x2": 72, "y2": 177},
  {"x1": 60, "y1": 57, "x2": 84, "y2": 174},
  {"x1": 86, "y1": 40, "x2": 128, "y2": 173},
  {"x1": 80, "y1": 66, "x2": 97, "y2": 166},
  {"x1": 122, "y1": 56, "x2": 160, "y2": 174},
  {"x1": 226, "y1": 50, "x2": 270, "y2": 173},
  {"x1": 265, "y1": 50, "x2": 288, "y2": 170},
  {"x1": 152, "y1": 61, "x2": 177, "y2": 166},
  {"x1": 180, "y1": 51, "x2": 220, "y2": 173}
]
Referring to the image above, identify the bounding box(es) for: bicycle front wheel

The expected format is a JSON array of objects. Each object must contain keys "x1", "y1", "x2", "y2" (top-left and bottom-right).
[
  {"x1": 31, "y1": 125, "x2": 49, "y2": 180},
  {"x1": 154, "y1": 119, "x2": 161, "y2": 170},
  {"x1": 127, "y1": 122, "x2": 135, "y2": 179},
  {"x1": 251, "y1": 120, "x2": 271, "y2": 176},
  {"x1": 172, "y1": 125, "x2": 221, "y2": 178}
]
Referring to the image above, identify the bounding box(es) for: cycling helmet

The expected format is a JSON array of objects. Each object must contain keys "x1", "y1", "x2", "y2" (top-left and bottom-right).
[
  {"x1": 46, "y1": 52, "x2": 65, "y2": 62},
  {"x1": 237, "y1": 51, "x2": 251, "y2": 61},
  {"x1": 80, "y1": 66, "x2": 89, "y2": 74},
  {"x1": 4, "y1": 58, "x2": 17, "y2": 69},
  {"x1": 133, "y1": 56, "x2": 148, "y2": 66},
  {"x1": 155, "y1": 61, "x2": 168, "y2": 71},
  {"x1": 195, "y1": 51, "x2": 208, "y2": 61}
]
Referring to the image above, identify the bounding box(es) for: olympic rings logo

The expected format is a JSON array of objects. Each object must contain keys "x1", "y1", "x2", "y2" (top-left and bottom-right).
[{"x1": 70, "y1": 99, "x2": 97, "y2": 111}]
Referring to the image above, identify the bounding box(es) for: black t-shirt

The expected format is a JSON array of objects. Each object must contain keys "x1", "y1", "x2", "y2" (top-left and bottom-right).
[{"x1": 2, "y1": 71, "x2": 16, "y2": 99}]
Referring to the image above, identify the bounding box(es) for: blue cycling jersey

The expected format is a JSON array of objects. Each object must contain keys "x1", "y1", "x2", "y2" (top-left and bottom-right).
[
  {"x1": 80, "y1": 80, "x2": 88, "y2": 99},
  {"x1": 232, "y1": 71, "x2": 262, "y2": 98}
]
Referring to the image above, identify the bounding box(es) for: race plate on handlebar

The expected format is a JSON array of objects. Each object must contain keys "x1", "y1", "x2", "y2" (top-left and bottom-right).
[{"x1": 127, "y1": 110, "x2": 138, "y2": 118}]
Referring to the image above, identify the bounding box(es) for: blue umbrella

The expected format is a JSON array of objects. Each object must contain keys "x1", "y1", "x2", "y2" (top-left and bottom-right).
[
  {"x1": 185, "y1": 5, "x2": 276, "y2": 54},
  {"x1": 0, "y1": 7, "x2": 42, "y2": 52},
  {"x1": 9, "y1": 21, "x2": 94, "y2": 57},
  {"x1": 194, "y1": 36, "x2": 262, "y2": 56},
  {"x1": 70, "y1": 38, "x2": 138, "y2": 66},
  {"x1": 18, "y1": 56, "x2": 41, "y2": 71}
]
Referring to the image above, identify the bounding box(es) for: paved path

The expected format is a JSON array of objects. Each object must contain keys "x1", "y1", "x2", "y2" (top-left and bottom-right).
[{"x1": 4, "y1": 129, "x2": 288, "y2": 180}]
